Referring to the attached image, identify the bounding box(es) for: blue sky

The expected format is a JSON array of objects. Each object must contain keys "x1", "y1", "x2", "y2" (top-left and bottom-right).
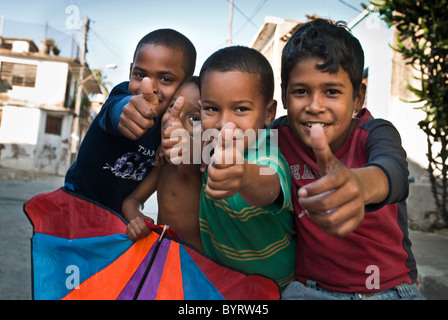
[{"x1": 0, "y1": 0, "x2": 368, "y2": 89}]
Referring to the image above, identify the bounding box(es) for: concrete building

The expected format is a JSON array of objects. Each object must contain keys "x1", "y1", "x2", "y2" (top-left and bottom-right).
[
  {"x1": 0, "y1": 37, "x2": 101, "y2": 175},
  {"x1": 249, "y1": 15, "x2": 308, "y2": 118}
]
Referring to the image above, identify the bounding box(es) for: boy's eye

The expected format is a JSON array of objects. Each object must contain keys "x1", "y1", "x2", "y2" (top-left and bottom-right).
[
  {"x1": 292, "y1": 88, "x2": 307, "y2": 95},
  {"x1": 160, "y1": 76, "x2": 174, "y2": 84},
  {"x1": 326, "y1": 89, "x2": 341, "y2": 95},
  {"x1": 133, "y1": 72, "x2": 146, "y2": 79},
  {"x1": 203, "y1": 106, "x2": 217, "y2": 112},
  {"x1": 189, "y1": 115, "x2": 200, "y2": 121},
  {"x1": 235, "y1": 106, "x2": 249, "y2": 112}
]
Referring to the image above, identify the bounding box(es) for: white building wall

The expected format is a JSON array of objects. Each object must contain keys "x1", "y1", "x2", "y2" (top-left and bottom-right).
[
  {"x1": 0, "y1": 55, "x2": 73, "y2": 175},
  {"x1": 350, "y1": 13, "x2": 394, "y2": 120},
  {"x1": 35, "y1": 110, "x2": 72, "y2": 175},
  {"x1": 0, "y1": 56, "x2": 69, "y2": 106},
  {"x1": 0, "y1": 105, "x2": 73, "y2": 175},
  {"x1": 0, "y1": 105, "x2": 41, "y2": 170},
  {"x1": 350, "y1": 12, "x2": 429, "y2": 168}
]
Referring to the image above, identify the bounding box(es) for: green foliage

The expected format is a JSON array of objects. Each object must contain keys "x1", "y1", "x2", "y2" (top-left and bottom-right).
[
  {"x1": 45, "y1": 38, "x2": 60, "y2": 56},
  {"x1": 370, "y1": 0, "x2": 448, "y2": 226},
  {"x1": 91, "y1": 69, "x2": 113, "y2": 95}
]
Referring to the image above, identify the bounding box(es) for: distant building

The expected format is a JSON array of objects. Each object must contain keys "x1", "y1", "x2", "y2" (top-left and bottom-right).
[
  {"x1": 249, "y1": 15, "x2": 309, "y2": 118},
  {"x1": 346, "y1": 6, "x2": 428, "y2": 167},
  {"x1": 0, "y1": 37, "x2": 101, "y2": 175}
]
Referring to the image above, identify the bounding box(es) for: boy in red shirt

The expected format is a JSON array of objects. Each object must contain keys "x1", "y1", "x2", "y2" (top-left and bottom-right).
[{"x1": 272, "y1": 18, "x2": 424, "y2": 300}]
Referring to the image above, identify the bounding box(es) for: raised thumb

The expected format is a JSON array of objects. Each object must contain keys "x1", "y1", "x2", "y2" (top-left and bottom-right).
[
  {"x1": 310, "y1": 124, "x2": 338, "y2": 176},
  {"x1": 141, "y1": 77, "x2": 159, "y2": 105}
]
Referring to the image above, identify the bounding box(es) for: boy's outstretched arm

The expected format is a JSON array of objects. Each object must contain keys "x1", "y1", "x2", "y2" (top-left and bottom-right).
[
  {"x1": 206, "y1": 122, "x2": 281, "y2": 207},
  {"x1": 118, "y1": 77, "x2": 162, "y2": 140},
  {"x1": 298, "y1": 125, "x2": 389, "y2": 238},
  {"x1": 122, "y1": 167, "x2": 159, "y2": 241}
]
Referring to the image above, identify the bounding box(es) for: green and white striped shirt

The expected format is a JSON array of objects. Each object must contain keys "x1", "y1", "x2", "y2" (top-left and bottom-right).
[{"x1": 199, "y1": 129, "x2": 296, "y2": 291}]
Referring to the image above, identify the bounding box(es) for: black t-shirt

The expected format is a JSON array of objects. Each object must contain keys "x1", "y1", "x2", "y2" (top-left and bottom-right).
[{"x1": 65, "y1": 81, "x2": 161, "y2": 215}]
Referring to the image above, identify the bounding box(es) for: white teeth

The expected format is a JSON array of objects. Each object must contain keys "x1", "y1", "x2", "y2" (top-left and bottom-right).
[{"x1": 305, "y1": 123, "x2": 326, "y2": 127}]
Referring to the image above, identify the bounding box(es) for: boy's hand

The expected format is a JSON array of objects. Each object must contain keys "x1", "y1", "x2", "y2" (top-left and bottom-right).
[
  {"x1": 118, "y1": 77, "x2": 161, "y2": 140},
  {"x1": 206, "y1": 122, "x2": 245, "y2": 200},
  {"x1": 161, "y1": 97, "x2": 190, "y2": 164},
  {"x1": 126, "y1": 214, "x2": 154, "y2": 241},
  {"x1": 298, "y1": 125, "x2": 365, "y2": 238},
  {"x1": 154, "y1": 145, "x2": 166, "y2": 167}
]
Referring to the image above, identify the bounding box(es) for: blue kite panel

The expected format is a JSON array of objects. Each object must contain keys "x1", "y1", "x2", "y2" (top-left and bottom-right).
[
  {"x1": 32, "y1": 232, "x2": 132, "y2": 300},
  {"x1": 179, "y1": 245, "x2": 225, "y2": 300}
]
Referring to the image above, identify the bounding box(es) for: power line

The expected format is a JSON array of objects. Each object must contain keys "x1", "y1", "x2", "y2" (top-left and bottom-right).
[
  {"x1": 89, "y1": 28, "x2": 123, "y2": 63},
  {"x1": 0, "y1": 18, "x2": 80, "y2": 59},
  {"x1": 337, "y1": 0, "x2": 363, "y2": 13},
  {"x1": 225, "y1": 0, "x2": 259, "y2": 29},
  {"x1": 228, "y1": 0, "x2": 234, "y2": 46},
  {"x1": 234, "y1": 0, "x2": 268, "y2": 38}
]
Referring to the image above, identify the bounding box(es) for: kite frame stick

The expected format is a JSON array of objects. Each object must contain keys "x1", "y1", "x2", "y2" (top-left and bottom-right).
[{"x1": 132, "y1": 225, "x2": 168, "y2": 300}]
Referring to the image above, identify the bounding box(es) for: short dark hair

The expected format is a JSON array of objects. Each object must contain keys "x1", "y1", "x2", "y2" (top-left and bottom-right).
[
  {"x1": 182, "y1": 75, "x2": 200, "y2": 88},
  {"x1": 281, "y1": 19, "x2": 364, "y2": 98},
  {"x1": 133, "y1": 29, "x2": 197, "y2": 77},
  {"x1": 199, "y1": 45, "x2": 274, "y2": 103}
]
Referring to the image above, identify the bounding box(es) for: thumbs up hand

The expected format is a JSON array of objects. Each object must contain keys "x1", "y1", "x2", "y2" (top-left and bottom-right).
[
  {"x1": 205, "y1": 122, "x2": 246, "y2": 200},
  {"x1": 298, "y1": 124, "x2": 365, "y2": 238},
  {"x1": 118, "y1": 77, "x2": 162, "y2": 140},
  {"x1": 161, "y1": 96, "x2": 190, "y2": 165},
  {"x1": 163, "y1": 96, "x2": 185, "y2": 131}
]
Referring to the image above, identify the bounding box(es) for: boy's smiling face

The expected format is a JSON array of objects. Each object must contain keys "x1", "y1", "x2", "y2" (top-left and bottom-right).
[
  {"x1": 283, "y1": 58, "x2": 365, "y2": 153},
  {"x1": 200, "y1": 70, "x2": 276, "y2": 150},
  {"x1": 162, "y1": 81, "x2": 201, "y2": 135},
  {"x1": 128, "y1": 44, "x2": 186, "y2": 115}
]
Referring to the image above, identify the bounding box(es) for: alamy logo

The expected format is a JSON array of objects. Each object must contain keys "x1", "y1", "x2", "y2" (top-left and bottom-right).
[
  {"x1": 365, "y1": 265, "x2": 380, "y2": 290},
  {"x1": 65, "y1": 265, "x2": 80, "y2": 290},
  {"x1": 167, "y1": 124, "x2": 279, "y2": 175},
  {"x1": 65, "y1": 5, "x2": 82, "y2": 30},
  {"x1": 365, "y1": 5, "x2": 381, "y2": 30}
]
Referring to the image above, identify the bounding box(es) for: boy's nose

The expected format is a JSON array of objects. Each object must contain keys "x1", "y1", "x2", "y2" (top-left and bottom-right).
[
  {"x1": 306, "y1": 95, "x2": 326, "y2": 114},
  {"x1": 149, "y1": 78, "x2": 159, "y2": 94},
  {"x1": 217, "y1": 112, "x2": 232, "y2": 130}
]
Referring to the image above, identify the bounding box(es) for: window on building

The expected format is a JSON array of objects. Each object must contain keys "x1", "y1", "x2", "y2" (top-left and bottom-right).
[
  {"x1": 45, "y1": 115, "x2": 63, "y2": 135},
  {"x1": 0, "y1": 62, "x2": 37, "y2": 88}
]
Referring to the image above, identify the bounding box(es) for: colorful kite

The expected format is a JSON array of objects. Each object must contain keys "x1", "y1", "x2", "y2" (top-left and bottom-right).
[{"x1": 24, "y1": 188, "x2": 280, "y2": 300}]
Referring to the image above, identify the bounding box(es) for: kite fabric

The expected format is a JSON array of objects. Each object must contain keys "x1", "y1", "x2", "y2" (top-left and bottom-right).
[{"x1": 24, "y1": 187, "x2": 281, "y2": 300}]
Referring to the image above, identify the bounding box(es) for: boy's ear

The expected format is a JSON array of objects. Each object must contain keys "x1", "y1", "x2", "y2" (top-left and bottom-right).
[
  {"x1": 264, "y1": 99, "x2": 277, "y2": 127},
  {"x1": 355, "y1": 82, "x2": 367, "y2": 111}
]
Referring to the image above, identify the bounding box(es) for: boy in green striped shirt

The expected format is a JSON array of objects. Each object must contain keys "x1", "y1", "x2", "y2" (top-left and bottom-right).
[{"x1": 197, "y1": 46, "x2": 296, "y2": 291}]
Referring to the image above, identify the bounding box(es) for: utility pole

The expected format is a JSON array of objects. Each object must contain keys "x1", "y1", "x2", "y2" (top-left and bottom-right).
[
  {"x1": 70, "y1": 16, "x2": 89, "y2": 162},
  {"x1": 228, "y1": 0, "x2": 234, "y2": 46},
  {"x1": 0, "y1": 15, "x2": 4, "y2": 37},
  {"x1": 0, "y1": 16, "x2": 3, "y2": 50}
]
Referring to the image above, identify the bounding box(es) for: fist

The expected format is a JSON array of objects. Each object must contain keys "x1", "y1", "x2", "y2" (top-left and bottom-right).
[
  {"x1": 298, "y1": 124, "x2": 365, "y2": 238},
  {"x1": 206, "y1": 122, "x2": 245, "y2": 200},
  {"x1": 118, "y1": 77, "x2": 161, "y2": 140}
]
